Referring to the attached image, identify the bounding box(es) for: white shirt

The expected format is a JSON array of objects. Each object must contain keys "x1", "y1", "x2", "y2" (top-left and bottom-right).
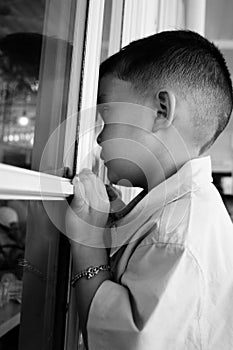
[{"x1": 87, "y1": 156, "x2": 233, "y2": 350}]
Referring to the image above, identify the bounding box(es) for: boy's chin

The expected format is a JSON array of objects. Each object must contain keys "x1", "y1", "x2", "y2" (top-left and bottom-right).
[
  {"x1": 106, "y1": 168, "x2": 128, "y2": 186},
  {"x1": 106, "y1": 167, "x2": 140, "y2": 188}
]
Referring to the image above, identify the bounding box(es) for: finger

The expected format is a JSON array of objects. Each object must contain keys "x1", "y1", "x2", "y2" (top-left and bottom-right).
[
  {"x1": 72, "y1": 168, "x2": 94, "y2": 185},
  {"x1": 87, "y1": 175, "x2": 109, "y2": 207},
  {"x1": 106, "y1": 184, "x2": 125, "y2": 213},
  {"x1": 79, "y1": 170, "x2": 108, "y2": 200},
  {"x1": 77, "y1": 169, "x2": 96, "y2": 187},
  {"x1": 72, "y1": 169, "x2": 96, "y2": 203},
  {"x1": 74, "y1": 170, "x2": 110, "y2": 214},
  {"x1": 105, "y1": 184, "x2": 120, "y2": 201},
  {"x1": 83, "y1": 174, "x2": 109, "y2": 213},
  {"x1": 71, "y1": 176, "x2": 87, "y2": 211}
]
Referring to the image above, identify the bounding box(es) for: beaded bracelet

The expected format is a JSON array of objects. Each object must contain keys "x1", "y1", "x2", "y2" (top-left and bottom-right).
[{"x1": 71, "y1": 264, "x2": 111, "y2": 287}]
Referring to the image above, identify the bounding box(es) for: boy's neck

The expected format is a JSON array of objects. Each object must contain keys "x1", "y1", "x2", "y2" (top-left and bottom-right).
[{"x1": 146, "y1": 155, "x2": 195, "y2": 192}]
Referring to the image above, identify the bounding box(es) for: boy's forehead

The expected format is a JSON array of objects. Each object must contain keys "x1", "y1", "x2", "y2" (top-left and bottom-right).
[{"x1": 98, "y1": 75, "x2": 138, "y2": 104}]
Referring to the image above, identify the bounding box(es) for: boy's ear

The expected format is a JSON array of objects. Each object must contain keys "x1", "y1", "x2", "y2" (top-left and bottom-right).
[{"x1": 152, "y1": 90, "x2": 176, "y2": 132}]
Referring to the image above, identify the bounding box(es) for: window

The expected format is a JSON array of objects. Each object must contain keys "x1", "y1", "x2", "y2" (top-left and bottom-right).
[
  {"x1": 0, "y1": 0, "x2": 87, "y2": 349},
  {"x1": 0, "y1": 1, "x2": 46, "y2": 169},
  {"x1": 205, "y1": 0, "x2": 233, "y2": 180}
]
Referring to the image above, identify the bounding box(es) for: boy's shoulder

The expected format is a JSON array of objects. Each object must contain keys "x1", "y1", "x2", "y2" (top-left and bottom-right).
[
  {"x1": 157, "y1": 191, "x2": 193, "y2": 245},
  {"x1": 147, "y1": 183, "x2": 220, "y2": 243},
  {"x1": 153, "y1": 182, "x2": 232, "y2": 248}
]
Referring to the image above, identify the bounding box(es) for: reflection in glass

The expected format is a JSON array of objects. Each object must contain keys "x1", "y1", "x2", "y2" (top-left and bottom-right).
[
  {"x1": 0, "y1": 199, "x2": 28, "y2": 347},
  {"x1": 0, "y1": 1, "x2": 46, "y2": 169},
  {"x1": 0, "y1": 199, "x2": 27, "y2": 278},
  {"x1": 0, "y1": 1, "x2": 74, "y2": 172},
  {"x1": 92, "y1": 0, "x2": 113, "y2": 179}
]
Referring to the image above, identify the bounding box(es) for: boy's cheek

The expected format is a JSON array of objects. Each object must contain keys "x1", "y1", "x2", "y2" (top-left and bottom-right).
[
  {"x1": 101, "y1": 137, "x2": 150, "y2": 161},
  {"x1": 101, "y1": 141, "x2": 133, "y2": 161}
]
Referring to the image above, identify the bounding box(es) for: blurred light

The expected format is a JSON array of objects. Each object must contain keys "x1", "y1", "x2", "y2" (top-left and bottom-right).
[
  {"x1": 13, "y1": 134, "x2": 19, "y2": 142},
  {"x1": 30, "y1": 137, "x2": 34, "y2": 146},
  {"x1": 18, "y1": 116, "x2": 29, "y2": 126},
  {"x1": 8, "y1": 135, "x2": 13, "y2": 142},
  {"x1": 31, "y1": 80, "x2": 39, "y2": 92}
]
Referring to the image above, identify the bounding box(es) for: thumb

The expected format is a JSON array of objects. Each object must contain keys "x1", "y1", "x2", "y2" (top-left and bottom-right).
[
  {"x1": 105, "y1": 184, "x2": 125, "y2": 213},
  {"x1": 71, "y1": 176, "x2": 87, "y2": 212},
  {"x1": 105, "y1": 184, "x2": 121, "y2": 201}
]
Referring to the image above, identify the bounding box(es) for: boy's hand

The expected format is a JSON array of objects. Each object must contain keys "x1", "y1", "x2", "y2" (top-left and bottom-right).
[
  {"x1": 65, "y1": 169, "x2": 110, "y2": 243},
  {"x1": 105, "y1": 184, "x2": 125, "y2": 213}
]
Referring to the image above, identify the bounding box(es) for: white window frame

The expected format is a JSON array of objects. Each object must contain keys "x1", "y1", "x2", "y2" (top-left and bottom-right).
[
  {"x1": 0, "y1": 0, "x2": 89, "y2": 202},
  {"x1": 0, "y1": 164, "x2": 73, "y2": 200},
  {"x1": 107, "y1": 0, "x2": 124, "y2": 56},
  {"x1": 185, "y1": 0, "x2": 206, "y2": 36},
  {"x1": 75, "y1": 0, "x2": 105, "y2": 172},
  {"x1": 122, "y1": 0, "x2": 160, "y2": 47},
  {"x1": 64, "y1": 1, "x2": 106, "y2": 349}
]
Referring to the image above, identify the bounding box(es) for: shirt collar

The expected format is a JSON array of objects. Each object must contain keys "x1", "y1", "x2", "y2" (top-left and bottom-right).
[{"x1": 109, "y1": 156, "x2": 213, "y2": 257}]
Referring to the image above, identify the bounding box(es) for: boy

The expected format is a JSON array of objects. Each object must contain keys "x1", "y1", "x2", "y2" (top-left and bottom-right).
[{"x1": 65, "y1": 30, "x2": 233, "y2": 349}]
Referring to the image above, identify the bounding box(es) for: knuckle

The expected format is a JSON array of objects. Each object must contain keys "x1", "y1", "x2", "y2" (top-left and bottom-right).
[{"x1": 72, "y1": 175, "x2": 79, "y2": 184}]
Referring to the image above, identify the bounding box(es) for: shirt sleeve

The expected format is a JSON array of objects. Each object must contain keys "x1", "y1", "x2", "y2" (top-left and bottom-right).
[{"x1": 87, "y1": 242, "x2": 203, "y2": 350}]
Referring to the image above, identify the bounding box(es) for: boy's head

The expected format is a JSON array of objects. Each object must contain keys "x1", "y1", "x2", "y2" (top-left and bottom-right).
[{"x1": 97, "y1": 30, "x2": 233, "y2": 189}]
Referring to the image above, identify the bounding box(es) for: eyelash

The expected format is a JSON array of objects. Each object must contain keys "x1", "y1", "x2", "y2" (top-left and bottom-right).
[{"x1": 99, "y1": 106, "x2": 109, "y2": 119}]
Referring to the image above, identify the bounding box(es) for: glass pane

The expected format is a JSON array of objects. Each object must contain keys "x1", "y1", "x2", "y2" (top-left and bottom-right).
[
  {"x1": 100, "y1": 0, "x2": 113, "y2": 63},
  {"x1": 205, "y1": 1, "x2": 233, "y2": 175},
  {"x1": 221, "y1": 49, "x2": 233, "y2": 74},
  {"x1": 92, "y1": 0, "x2": 113, "y2": 179},
  {"x1": 74, "y1": 3, "x2": 119, "y2": 350},
  {"x1": 0, "y1": 199, "x2": 28, "y2": 348},
  {"x1": 0, "y1": 1, "x2": 45, "y2": 169},
  {"x1": 0, "y1": 0, "x2": 74, "y2": 171},
  {"x1": 0, "y1": 0, "x2": 79, "y2": 348},
  {"x1": 206, "y1": 0, "x2": 233, "y2": 40},
  {"x1": 94, "y1": 0, "x2": 141, "y2": 204}
]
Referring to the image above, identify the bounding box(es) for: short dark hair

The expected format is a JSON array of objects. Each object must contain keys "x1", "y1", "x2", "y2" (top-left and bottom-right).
[{"x1": 99, "y1": 30, "x2": 233, "y2": 154}]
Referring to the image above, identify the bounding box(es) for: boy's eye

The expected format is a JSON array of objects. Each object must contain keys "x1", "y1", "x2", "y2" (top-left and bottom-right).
[
  {"x1": 101, "y1": 105, "x2": 109, "y2": 112},
  {"x1": 98, "y1": 105, "x2": 110, "y2": 119}
]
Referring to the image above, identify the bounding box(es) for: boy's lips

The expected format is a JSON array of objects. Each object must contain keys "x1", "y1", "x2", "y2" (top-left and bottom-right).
[
  {"x1": 100, "y1": 151, "x2": 105, "y2": 161},
  {"x1": 100, "y1": 152, "x2": 110, "y2": 166}
]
